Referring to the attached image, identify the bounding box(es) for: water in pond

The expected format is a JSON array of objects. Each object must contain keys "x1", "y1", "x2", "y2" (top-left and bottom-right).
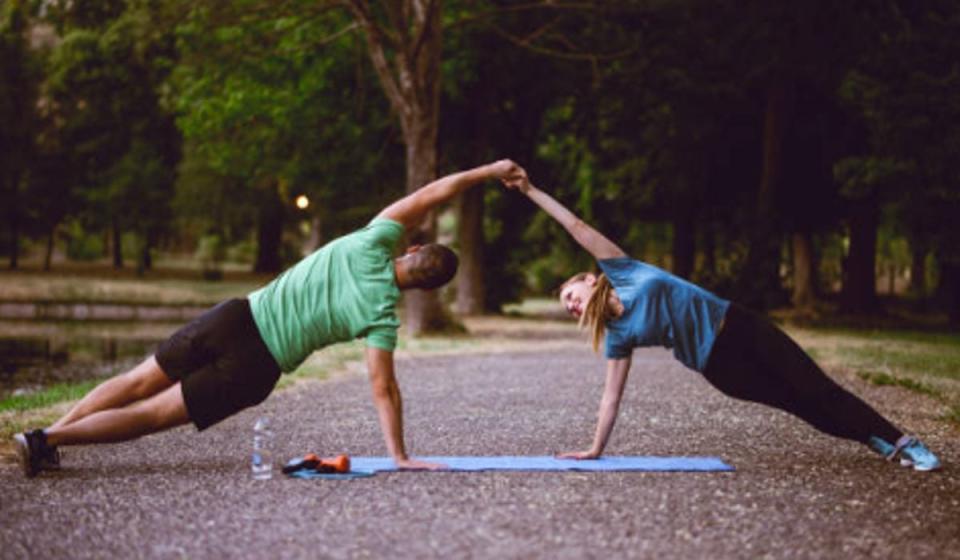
[{"x1": 0, "y1": 334, "x2": 164, "y2": 398}]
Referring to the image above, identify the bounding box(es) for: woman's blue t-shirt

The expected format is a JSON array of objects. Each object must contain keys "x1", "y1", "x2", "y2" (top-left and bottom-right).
[{"x1": 598, "y1": 257, "x2": 730, "y2": 372}]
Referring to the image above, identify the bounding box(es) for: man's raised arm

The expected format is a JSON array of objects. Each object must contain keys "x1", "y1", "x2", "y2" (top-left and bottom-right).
[{"x1": 377, "y1": 160, "x2": 520, "y2": 229}]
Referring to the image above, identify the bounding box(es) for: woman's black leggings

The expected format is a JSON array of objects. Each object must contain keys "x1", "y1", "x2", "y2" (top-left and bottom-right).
[{"x1": 702, "y1": 303, "x2": 902, "y2": 444}]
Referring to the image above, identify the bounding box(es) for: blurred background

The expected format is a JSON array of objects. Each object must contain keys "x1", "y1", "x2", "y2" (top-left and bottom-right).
[{"x1": 1, "y1": 0, "x2": 959, "y2": 335}]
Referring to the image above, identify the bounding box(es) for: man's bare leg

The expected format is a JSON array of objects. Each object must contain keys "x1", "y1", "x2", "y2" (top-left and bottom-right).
[
  {"x1": 45, "y1": 382, "x2": 190, "y2": 446},
  {"x1": 51, "y1": 356, "x2": 173, "y2": 429}
]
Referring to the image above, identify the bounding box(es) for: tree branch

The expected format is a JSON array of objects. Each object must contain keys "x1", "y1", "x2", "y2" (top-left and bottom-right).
[
  {"x1": 345, "y1": 0, "x2": 411, "y2": 127},
  {"x1": 410, "y1": 0, "x2": 439, "y2": 63},
  {"x1": 487, "y1": 24, "x2": 638, "y2": 63},
  {"x1": 446, "y1": 1, "x2": 618, "y2": 30}
]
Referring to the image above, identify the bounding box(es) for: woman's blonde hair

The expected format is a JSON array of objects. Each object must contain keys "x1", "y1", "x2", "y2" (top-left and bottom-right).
[{"x1": 560, "y1": 272, "x2": 617, "y2": 353}]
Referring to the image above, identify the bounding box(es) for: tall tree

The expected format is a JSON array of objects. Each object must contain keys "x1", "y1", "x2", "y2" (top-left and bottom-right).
[
  {"x1": 0, "y1": 0, "x2": 41, "y2": 269},
  {"x1": 839, "y1": 0, "x2": 960, "y2": 323},
  {"x1": 170, "y1": 1, "x2": 402, "y2": 273},
  {"x1": 45, "y1": 0, "x2": 180, "y2": 270},
  {"x1": 344, "y1": 0, "x2": 450, "y2": 333}
]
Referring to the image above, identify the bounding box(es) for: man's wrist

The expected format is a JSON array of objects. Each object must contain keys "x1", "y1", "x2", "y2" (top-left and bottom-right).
[{"x1": 478, "y1": 163, "x2": 498, "y2": 179}]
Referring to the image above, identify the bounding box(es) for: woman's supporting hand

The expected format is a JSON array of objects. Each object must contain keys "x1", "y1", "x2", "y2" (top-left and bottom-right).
[{"x1": 556, "y1": 450, "x2": 601, "y2": 460}]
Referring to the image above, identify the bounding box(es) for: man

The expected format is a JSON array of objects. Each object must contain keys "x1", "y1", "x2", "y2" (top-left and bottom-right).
[{"x1": 14, "y1": 159, "x2": 520, "y2": 477}]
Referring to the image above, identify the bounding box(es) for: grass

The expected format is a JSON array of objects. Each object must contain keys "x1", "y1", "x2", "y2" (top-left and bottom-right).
[
  {"x1": 787, "y1": 326, "x2": 960, "y2": 423},
  {"x1": 0, "y1": 379, "x2": 104, "y2": 413},
  {"x1": 855, "y1": 371, "x2": 940, "y2": 398}
]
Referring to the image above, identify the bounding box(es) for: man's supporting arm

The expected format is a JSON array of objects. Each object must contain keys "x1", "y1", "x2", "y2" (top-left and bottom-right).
[
  {"x1": 365, "y1": 346, "x2": 444, "y2": 470},
  {"x1": 377, "y1": 160, "x2": 518, "y2": 230}
]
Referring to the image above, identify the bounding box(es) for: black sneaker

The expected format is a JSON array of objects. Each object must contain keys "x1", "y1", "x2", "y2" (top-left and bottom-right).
[
  {"x1": 13, "y1": 429, "x2": 50, "y2": 478},
  {"x1": 42, "y1": 444, "x2": 61, "y2": 471}
]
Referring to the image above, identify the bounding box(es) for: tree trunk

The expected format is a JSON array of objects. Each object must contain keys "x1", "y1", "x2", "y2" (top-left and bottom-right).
[
  {"x1": 8, "y1": 207, "x2": 19, "y2": 270},
  {"x1": 142, "y1": 240, "x2": 152, "y2": 271},
  {"x1": 402, "y1": 115, "x2": 449, "y2": 334},
  {"x1": 702, "y1": 223, "x2": 716, "y2": 280},
  {"x1": 456, "y1": 187, "x2": 485, "y2": 315},
  {"x1": 253, "y1": 184, "x2": 285, "y2": 274},
  {"x1": 909, "y1": 242, "x2": 927, "y2": 298},
  {"x1": 737, "y1": 81, "x2": 792, "y2": 308},
  {"x1": 672, "y1": 209, "x2": 695, "y2": 280},
  {"x1": 347, "y1": 0, "x2": 450, "y2": 334},
  {"x1": 306, "y1": 215, "x2": 323, "y2": 254},
  {"x1": 112, "y1": 219, "x2": 123, "y2": 269},
  {"x1": 43, "y1": 224, "x2": 56, "y2": 271},
  {"x1": 940, "y1": 261, "x2": 960, "y2": 327},
  {"x1": 841, "y1": 198, "x2": 879, "y2": 314},
  {"x1": 7, "y1": 173, "x2": 20, "y2": 270},
  {"x1": 137, "y1": 233, "x2": 152, "y2": 276},
  {"x1": 791, "y1": 231, "x2": 817, "y2": 309}
]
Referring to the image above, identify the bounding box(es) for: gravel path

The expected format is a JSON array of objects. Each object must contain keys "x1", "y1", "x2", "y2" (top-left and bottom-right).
[{"x1": 2, "y1": 347, "x2": 959, "y2": 559}]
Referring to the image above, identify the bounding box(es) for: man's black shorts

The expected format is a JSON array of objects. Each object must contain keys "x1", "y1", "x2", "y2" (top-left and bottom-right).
[{"x1": 155, "y1": 298, "x2": 281, "y2": 431}]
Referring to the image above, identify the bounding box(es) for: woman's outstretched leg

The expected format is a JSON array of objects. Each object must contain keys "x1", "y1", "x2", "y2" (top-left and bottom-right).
[{"x1": 703, "y1": 304, "x2": 940, "y2": 470}]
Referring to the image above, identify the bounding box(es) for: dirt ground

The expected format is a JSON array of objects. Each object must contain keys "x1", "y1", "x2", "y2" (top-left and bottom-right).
[{"x1": 2, "y1": 346, "x2": 959, "y2": 559}]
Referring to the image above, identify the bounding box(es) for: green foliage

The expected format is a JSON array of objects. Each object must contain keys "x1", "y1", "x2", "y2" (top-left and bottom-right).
[
  {"x1": 2, "y1": 0, "x2": 959, "y2": 321},
  {"x1": 169, "y1": 0, "x2": 403, "y2": 257},
  {"x1": 0, "y1": 0, "x2": 45, "y2": 265},
  {"x1": 63, "y1": 221, "x2": 103, "y2": 261},
  {"x1": 839, "y1": 3, "x2": 960, "y2": 260},
  {"x1": 41, "y1": 0, "x2": 180, "y2": 268}
]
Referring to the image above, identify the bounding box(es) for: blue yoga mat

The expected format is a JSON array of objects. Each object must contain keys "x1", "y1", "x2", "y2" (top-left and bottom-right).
[
  {"x1": 351, "y1": 456, "x2": 733, "y2": 473},
  {"x1": 286, "y1": 456, "x2": 733, "y2": 478}
]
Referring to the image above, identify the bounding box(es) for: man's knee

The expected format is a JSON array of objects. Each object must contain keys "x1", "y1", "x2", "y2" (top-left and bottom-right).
[
  {"x1": 135, "y1": 387, "x2": 189, "y2": 431},
  {"x1": 126, "y1": 359, "x2": 174, "y2": 400}
]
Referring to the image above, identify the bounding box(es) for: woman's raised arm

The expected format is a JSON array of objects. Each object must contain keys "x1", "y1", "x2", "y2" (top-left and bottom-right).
[{"x1": 503, "y1": 169, "x2": 626, "y2": 260}]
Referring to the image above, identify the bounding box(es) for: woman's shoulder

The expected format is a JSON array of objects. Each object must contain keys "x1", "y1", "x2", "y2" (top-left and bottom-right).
[{"x1": 598, "y1": 256, "x2": 664, "y2": 281}]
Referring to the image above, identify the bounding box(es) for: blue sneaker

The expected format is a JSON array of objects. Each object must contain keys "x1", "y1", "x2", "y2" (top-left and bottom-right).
[
  {"x1": 896, "y1": 436, "x2": 942, "y2": 472},
  {"x1": 867, "y1": 436, "x2": 895, "y2": 458},
  {"x1": 867, "y1": 435, "x2": 941, "y2": 471}
]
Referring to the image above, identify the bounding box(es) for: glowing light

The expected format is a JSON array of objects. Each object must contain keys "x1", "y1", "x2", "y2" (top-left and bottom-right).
[{"x1": 295, "y1": 195, "x2": 310, "y2": 210}]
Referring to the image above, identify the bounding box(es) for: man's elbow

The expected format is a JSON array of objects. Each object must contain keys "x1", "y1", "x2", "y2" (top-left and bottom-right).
[{"x1": 369, "y1": 377, "x2": 395, "y2": 401}]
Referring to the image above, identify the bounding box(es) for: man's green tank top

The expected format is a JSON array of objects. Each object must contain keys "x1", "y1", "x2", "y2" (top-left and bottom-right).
[{"x1": 248, "y1": 218, "x2": 403, "y2": 372}]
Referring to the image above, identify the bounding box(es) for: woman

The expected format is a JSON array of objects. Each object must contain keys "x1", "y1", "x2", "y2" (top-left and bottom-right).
[{"x1": 502, "y1": 166, "x2": 941, "y2": 472}]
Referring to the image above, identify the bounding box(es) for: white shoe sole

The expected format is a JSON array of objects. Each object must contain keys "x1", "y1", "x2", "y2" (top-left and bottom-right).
[
  {"x1": 13, "y1": 434, "x2": 35, "y2": 478},
  {"x1": 900, "y1": 458, "x2": 941, "y2": 471}
]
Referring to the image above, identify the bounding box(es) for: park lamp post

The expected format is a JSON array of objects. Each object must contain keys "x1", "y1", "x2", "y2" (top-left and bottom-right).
[{"x1": 294, "y1": 194, "x2": 322, "y2": 254}]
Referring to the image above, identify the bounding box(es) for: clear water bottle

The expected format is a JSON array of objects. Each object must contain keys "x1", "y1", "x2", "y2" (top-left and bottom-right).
[{"x1": 251, "y1": 417, "x2": 273, "y2": 480}]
